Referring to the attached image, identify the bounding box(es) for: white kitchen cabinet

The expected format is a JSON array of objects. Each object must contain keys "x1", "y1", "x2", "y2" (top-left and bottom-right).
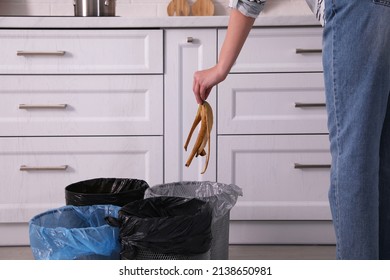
[
  {"x1": 220, "y1": 27, "x2": 323, "y2": 73},
  {"x1": 0, "y1": 29, "x2": 163, "y2": 74},
  {"x1": 218, "y1": 134, "x2": 331, "y2": 220},
  {"x1": 0, "y1": 28, "x2": 164, "y2": 245},
  {"x1": 217, "y1": 27, "x2": 335, "y2": 244},
  {"x1": 0, "y1": 75, "x2": 163, "y2": 136},
  {"x1": 164, "y1": 29, "x2": 217, "y2": 182},
  {"x1": 218, "y1": 72, "x2": 327, "y2": 134},
  {"x1": 0, "y1": 23, "x2": 334, "y2": 246}
]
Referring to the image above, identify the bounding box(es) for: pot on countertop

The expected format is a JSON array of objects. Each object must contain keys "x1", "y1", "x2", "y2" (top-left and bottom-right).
[{"x1": 74, "y1": 0, "x2": 116, "y2": 17}]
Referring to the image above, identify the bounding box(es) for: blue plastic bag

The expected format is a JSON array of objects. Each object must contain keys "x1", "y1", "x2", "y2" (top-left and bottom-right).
[{"x1": 29, "y1": 205, "x2": 120, "y2": 260}]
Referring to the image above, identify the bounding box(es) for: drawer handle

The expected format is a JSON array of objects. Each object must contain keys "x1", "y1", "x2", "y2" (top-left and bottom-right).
[
  {"x1": 20, "y1": 165, "x2": 68, "y2": 171},
  {"x1": 187, "y1": 37, "x2": 194, "y2": 43},
  {"x1": 19, "y1": 104, "x2": 68, "y2": 110},
  {"x1": 17, "y1": 51, "x2": 66, "y2": 56},
  {"x1": 295, "y1": 48, "x2": 322, "y2": 54},
  {"x1": 294, "y1": 163, "x2": 331, "y2": 169},
  {"x1": 19, "y1": 104, "x2": 67, "y2": 110},
  {"x1": 294, "y1": 102, "x2": 326, "y2": 108}
]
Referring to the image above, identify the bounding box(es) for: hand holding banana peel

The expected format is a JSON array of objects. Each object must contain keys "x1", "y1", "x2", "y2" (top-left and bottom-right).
[{"x1": 184, "y1": 101, "x2": 213, "y2": 174}]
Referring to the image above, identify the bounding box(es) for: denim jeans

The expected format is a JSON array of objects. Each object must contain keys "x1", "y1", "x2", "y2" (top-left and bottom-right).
[{"x1": 322, "y1": 0, "x2": 390, "y2": 259}]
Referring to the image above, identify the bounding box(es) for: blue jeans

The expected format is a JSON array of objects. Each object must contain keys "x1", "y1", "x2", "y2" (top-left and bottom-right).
[{"x1": 323, "y1": 0, "x2": 390, "y2": 259}]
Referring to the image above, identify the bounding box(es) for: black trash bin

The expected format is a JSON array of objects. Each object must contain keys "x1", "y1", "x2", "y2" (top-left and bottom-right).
[
  {"x1": 111, "y1": 196, "x2": 213, "y2": 260},
  {"x1": 65, "y1": 178, "x2": 149, "y2": 207}
]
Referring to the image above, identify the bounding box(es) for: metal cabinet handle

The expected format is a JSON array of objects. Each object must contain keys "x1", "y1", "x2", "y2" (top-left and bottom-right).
[
  {"x1": 187, "y1": 37, "x2": 194, "y2": 43},
  {"x1": 294, "y1": 102, "x2": 326, "y2": 108},
  {"x1": 295, "y1": 49, "x2": 322, "y2": 54},
  {"x1": 294, "y1": 163, "x2": 331, "y2": 169},
  {"x1": 19, "y1": 104, "x2": 68, "y2": 109},
  {"x1": 17, "y1": 51, "x2": 66, "y2": 56},
  {"x1": 20, "y1": 165, "x2": 68, "y2": 171}
]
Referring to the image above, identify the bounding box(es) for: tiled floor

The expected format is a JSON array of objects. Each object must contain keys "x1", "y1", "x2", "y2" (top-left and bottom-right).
[{"x1": 0, "y1": 245, "x2": 336, "y2": 260}]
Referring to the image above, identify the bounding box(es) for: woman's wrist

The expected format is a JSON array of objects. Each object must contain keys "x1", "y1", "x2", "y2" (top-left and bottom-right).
[{"x1": 215, "y1": 63, "x2": 230, "y2": 82}]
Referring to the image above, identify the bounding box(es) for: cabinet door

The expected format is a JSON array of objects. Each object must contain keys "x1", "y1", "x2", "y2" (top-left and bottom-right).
[
  {"x1": 0, "y1": 136, "x2": 163, "y2": 223},
  {"x1": 218, "y1": 135, "x2": 332, "y2": 220},
  {"x1": 218, "y1": 27, "x2": 323, "y2": 73},
  {"x1": 0, "y1": 29, "x2": 163, "y2": 74},
  {"x1": 218, "y1": 73, "x2": 327, "y2": 134},
  {"x1": 0, "y1": 75, "x2": 163, "y2": 136},
  {"x1": 164, "y1": 29, "x2": 217, "y2": 182}
]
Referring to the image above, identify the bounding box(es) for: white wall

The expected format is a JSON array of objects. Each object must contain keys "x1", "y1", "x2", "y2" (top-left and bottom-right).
[{"x1": 0, "y1": 0, "x2": 312, "y2": 17}]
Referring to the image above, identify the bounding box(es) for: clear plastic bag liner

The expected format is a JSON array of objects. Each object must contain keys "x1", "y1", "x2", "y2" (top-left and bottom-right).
[
  {"x1": 29, "y1": 204, "x2": 120, "y2": 260},
  {"x1": 144, "y1": 181, "x2": 243, "y2": 223}
]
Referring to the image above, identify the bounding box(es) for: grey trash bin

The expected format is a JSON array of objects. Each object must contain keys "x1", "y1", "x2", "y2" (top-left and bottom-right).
[{"x1": 144, "y1": 181, "x2": 243, "y2": 260}]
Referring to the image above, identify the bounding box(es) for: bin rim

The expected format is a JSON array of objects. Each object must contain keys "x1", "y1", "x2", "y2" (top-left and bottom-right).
[
  {"x1": 147, "y1": 180, "x2": 243, "y2": 200},
  {"x1": 65, "y1": 177, "x2": 149, "y2": 195},
  {"x1": 145, "y1": 181, "x2": 243, "y2": 221},
  {"x1": 150, "y1": 181, "x2": 242, "y2": 192},
  {"x1": 29, "y1": 204, "x2": 120, "y2": 232}
]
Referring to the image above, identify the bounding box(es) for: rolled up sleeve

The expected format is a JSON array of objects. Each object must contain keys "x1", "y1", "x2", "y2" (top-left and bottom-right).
[{"x1": 229, "y1": 0, "x2": 266, "y2": 18}]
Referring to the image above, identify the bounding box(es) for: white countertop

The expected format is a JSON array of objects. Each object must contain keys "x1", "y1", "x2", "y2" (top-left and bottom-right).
[{"x1": 0, "y1": 15, "x2": 320, "y2": 29}]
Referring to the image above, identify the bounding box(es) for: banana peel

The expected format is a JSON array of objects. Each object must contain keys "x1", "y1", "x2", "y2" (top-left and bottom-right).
[{"x1": 184, "y1": 101, "x2": 213, "y2": 174}]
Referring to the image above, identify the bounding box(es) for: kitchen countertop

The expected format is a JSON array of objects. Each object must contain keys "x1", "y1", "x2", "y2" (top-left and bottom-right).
[{"x1": 0, "y1": 15, "x2": 321, "y2": 29}]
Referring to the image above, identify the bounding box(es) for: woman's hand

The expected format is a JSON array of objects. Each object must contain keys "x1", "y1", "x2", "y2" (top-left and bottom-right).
[
  {"x1": 193, "y1": 65, "x2": 226, "y2": 104},
  {"x1": 192, "y1": 9, "x2": 256, "y2": 104}
]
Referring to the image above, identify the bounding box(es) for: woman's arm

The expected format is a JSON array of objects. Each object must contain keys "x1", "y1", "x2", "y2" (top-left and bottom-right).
[{"x1": 192, "y1": 9, "x2": 256, "y2": 104}]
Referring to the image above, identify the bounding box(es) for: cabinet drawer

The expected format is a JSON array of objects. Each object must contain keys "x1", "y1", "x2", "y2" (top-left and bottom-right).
[
  {"x1": 218, "y1": 135, "x2": 331, "y2": 220},
  {"x1": 218, "y1": 73, "x2": 327, "y2": 134},
  {"x1": 219, "y1": 27, "x2": 323, "y2": 73},
  {"x1": 0, "y1": 75, "x2": 163, "y2": 136},
  {"x1": 0, "y1": 136, "x2": 163, "y2": 223},
  {"x1": 0, "y1": 29, "x2": 163, "y2": 74}
]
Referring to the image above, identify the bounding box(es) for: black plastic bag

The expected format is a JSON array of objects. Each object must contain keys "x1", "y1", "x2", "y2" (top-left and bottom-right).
[
  {"x1": 65, "y1": 178, "x2": 149, "y2": 207},
  {"x1": 111, "y1": 196, "x2": 212, "y2": 259}
]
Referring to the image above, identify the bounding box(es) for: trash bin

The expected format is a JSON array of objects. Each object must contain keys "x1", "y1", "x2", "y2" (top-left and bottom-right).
[
  {"x1": 109, "y1": 196, "x2": 213, "y2": 260},
  {"x1": 65, "y1": 178, "x2": 149, "y2": 207},
  {"x1": 144, "y1": 181, "x2": 243, "y2": 260},
  {"x1": 29, "y1": 204, "x2": 120, "y2": 260}
]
